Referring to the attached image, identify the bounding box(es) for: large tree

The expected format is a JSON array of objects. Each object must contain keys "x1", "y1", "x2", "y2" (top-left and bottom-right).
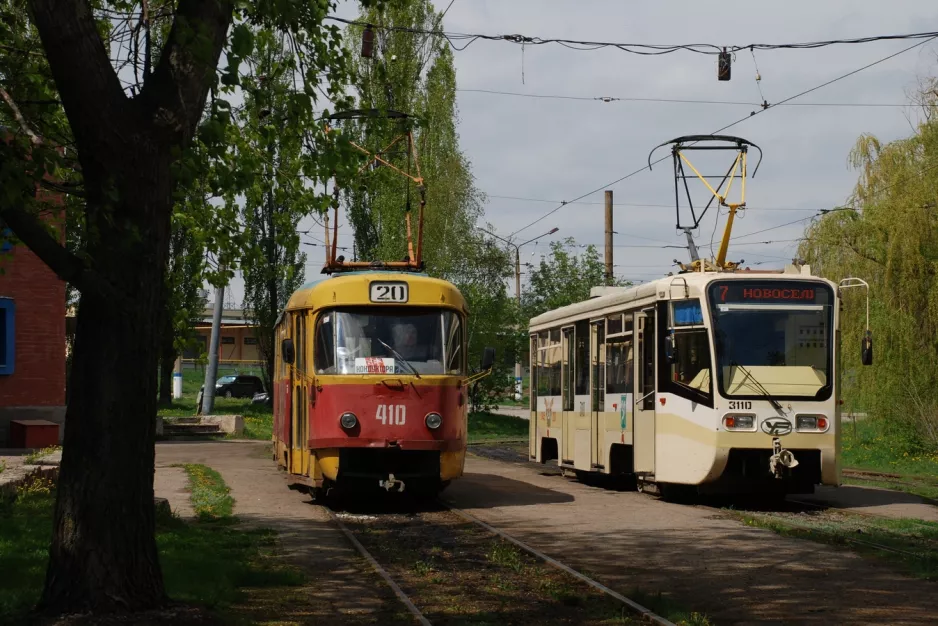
[
  {"x1": 522, "y1": 238, "x2": 624, "y2": 320},
  {"x1": 0, "y1": 0, "x2": 370, "y2": 614},
  {"x1": 340, "y1": 1, "x2": 519, "y2": 391},
  {"x1": 799, "y1": 81, "x2": 938, "y2": 449},
  {"x1": 158, "y1": 216, "x2": 206, "y2": 405},
  {"x1": 239, "y1": 30, "x2": 310, "y2": 392},
  {"x1": 342, "y1": 0, "x2": 484, "y2": 276}
]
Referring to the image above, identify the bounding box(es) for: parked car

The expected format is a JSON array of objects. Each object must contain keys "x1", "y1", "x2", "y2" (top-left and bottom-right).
[{"x1": 200, "y1": 374, "x2": 265, "y2": 399}]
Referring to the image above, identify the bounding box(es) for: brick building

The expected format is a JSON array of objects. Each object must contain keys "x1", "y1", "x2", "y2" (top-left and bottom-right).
[{"x1": 0, "y1": 199, "x2": 66, "y2": 445}]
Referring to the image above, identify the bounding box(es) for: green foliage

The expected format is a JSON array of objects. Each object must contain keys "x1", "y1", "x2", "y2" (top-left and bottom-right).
[
  {"x1": 0, "y1": 487, "x2": 53, "y2": 620},
  {"x1": 523, "y1": 238, "x2": 629, "y2": 320},
  {"x1": 799, "y1": 81, "x2": 938, "y2": 453},
  {"x1": 341, "y1": 1, "x2": 517, "y2": 402},
  {"x1": 842, "y1": 416, "x2": 938, "y2": 478},
  {"x1": 238, "y1": 30, "x2": 309, "y2": 391}
]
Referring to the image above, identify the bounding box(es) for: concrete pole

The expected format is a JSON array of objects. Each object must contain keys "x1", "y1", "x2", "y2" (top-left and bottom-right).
[
  {"x1": 604, "y1": 190, "x2": 614, "y2": 285},
  {"x1": 200, "y1": 282, "x2": 225, "y2": 415},
  {"x1": 172, "y1": 356, "x2": 183, "y2": 400},
  {"x1": 514, "y1": 245, "x2": 522, "y2": 401}
]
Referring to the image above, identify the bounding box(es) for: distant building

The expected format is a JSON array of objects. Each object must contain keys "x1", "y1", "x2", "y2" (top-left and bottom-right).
[
  {"x1": 188, "y1": 306, "x2": 262, "y2": 365},
  {"x1": 0, "y1": 187, "x2": 66, "y2": 445}
]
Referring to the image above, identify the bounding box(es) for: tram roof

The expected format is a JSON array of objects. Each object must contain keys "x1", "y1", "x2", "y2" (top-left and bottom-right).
[
  {"x1": 285, "y1": 270, "x2": 468, "y2": 313},
  {"x1": 529, "y1": 266, "x2": 834, "y2": 330}
]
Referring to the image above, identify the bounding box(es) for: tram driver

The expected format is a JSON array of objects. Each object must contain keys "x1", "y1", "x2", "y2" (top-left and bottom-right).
[{"x1": 392, "y1": 323, "x2": 420, "y2": 361}]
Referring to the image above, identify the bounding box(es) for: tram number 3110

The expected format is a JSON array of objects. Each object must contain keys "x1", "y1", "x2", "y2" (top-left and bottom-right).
[{"x1": 376, "y1": 404, "x2": 406, "y2": 425}]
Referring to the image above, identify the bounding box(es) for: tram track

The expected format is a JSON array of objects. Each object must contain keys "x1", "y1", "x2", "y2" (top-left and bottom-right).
[{"x1": 321, "y1": 496, "x2": 676, "y2": 626}]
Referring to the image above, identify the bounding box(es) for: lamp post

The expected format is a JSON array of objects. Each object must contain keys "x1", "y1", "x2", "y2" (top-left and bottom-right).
[{"x1": 480, "y1": 226, "x2": 559, "y2": 401}]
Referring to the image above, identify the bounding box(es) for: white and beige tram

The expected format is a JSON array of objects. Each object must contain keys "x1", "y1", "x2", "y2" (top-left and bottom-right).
[{"x1": 528, "y1": 265, "x2": 870, "y2": 499}]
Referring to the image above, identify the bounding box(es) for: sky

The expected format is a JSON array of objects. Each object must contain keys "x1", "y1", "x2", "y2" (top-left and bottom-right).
[{"x1": 221, "y1": 0, "x2": 938, "y2": 306}]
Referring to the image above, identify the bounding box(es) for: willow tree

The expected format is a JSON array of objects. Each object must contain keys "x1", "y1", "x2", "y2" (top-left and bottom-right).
[
  {"x1": 342, "y1": 0, "x2": 484, "y2": 277},
  {"x1": 799, "y1": 82, "x2": 938, "y2": 449},
  {"x1": 340, "y1": 1, "x2": 513, "y2": 376},
  {"x1": 0, "y1": 0, "x2": 372, "y2": 615}
]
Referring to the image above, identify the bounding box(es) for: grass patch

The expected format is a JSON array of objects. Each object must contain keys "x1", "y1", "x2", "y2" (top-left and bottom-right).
[
  {"x1": 843, "y1": 476, "x2": 938, "y2": 502},
  {"x1": 0, "y1": 460, "x2": 5, "y2": 474},
  {"x1": 842, "y1": 417, "x2": 938, "y2": 476},
  {"x1": 0, "y1": 472, "x2": 303, "y2": 623},
  {"x1": 842, "y1": 417, "x2": 938, "y2": 500},
  {"x1": 468, "y1": 411, "x2": 529, "y2": 443},
  {"x1": 0, "y1": 478, "x2": 56, "y2": 620},
  {"x1": 181, "y1": 463, "x2": 235, "y2": 520},
  {"x1": 732, "y1": 509, "x2": 938, "y2": 580},
  {"x1": 24, "y1": 446, "x2": 61, "y2": 465}
]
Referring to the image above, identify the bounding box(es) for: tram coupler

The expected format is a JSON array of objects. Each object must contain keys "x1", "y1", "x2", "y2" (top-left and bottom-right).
[
  {"x1": 768, "y1": 437, "x2": 799, "y2": 478},
  {"x1": 379, "y1": 473, "x2": 405, "y2": 493}
]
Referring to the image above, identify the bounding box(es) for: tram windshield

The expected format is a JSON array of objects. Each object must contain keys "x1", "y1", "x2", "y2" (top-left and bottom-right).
[
  {"x1": 314, "y1": 307, "x2": 464, "y2": 376},
  {"x1": 707, "y1": 281, "x2": 834, "y2": 400}
]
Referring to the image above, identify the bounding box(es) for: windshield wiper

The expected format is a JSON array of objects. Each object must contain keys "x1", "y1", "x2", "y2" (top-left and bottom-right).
[
  {"x1": 377, "y1": 338, "x2": 422, "y2": 379},
  {"x1": 730, "y1": 360, "x2": 782, "y2": 411}
]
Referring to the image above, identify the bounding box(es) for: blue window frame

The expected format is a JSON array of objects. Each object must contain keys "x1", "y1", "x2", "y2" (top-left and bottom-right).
[{"x1": 0, "y1": 298, "x2": 14, "y2": 375}]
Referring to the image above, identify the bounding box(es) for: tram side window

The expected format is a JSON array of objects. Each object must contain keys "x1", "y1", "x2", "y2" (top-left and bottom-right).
[
  {"x1": 574, "y1": 320, "x2": 589, "y2": 396},
  {"x1": 536, "y1": 331, "x2": 549, "y2": 397},
  {"x1": 536, "y1": 330, "x2": 561, "y2": 397},
  {"x1": 659, "y1": 300, "x2": 713, "y2": 407},
  {"x1": 606, "y1": 336, "x2": 633, "y2": 395},
  {"x1": 592, "y1": 323, "x2": 605, "y2": 412},
  {"x1": 562, "y1": 327, "x2": 574, "y2": 410}
]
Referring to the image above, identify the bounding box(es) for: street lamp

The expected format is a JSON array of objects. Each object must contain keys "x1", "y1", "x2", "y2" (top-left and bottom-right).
[{"x1": 479, "y1": 226, "x2": 559, "y2": 401}]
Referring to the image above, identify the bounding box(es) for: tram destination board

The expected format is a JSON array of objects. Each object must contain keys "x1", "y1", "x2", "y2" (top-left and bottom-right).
[
  {"x1": 370, "y1": 281, "x2": 409, "y2": 303},
  {"x1": 711, "y1": 280, "x2": 831, "y2": 304}
]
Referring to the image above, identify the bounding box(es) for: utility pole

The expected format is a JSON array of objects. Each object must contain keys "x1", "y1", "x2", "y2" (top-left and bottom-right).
[
  {"x1": 514, "y1": 246, "x2": 521, "y2": 400},
  {"x1": 199, "y1": 280, "x2": 225, "y2": 415},
  {"x1": 172, "y1": 356, "x2": 183, "y2": 400},
  {"x1": 604, "y1": 190, "x2": 614, "y2": 285},
  {"x1": 478, "y1": 226, "x2": 559, "y2": 402}
]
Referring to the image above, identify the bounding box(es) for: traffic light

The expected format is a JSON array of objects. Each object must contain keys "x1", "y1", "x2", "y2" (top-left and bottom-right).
[{"x1": 718, "y1": 48, "x2": 731, "y2": 81}]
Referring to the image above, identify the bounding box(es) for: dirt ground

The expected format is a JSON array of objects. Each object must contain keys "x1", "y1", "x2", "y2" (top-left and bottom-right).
[
  {"x1": 155, "y1": 441, "x2": 938, "y2": 625},
  {"x1": 155, "y1": 441, "x2": 412, "y2": 625},
  {"x1": 448, "y1": 452, "x2": 938, "y2": 625}
]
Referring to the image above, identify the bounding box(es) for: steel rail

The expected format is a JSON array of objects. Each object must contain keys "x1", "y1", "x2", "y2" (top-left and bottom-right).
[{"x1": 326, "y1": 508, "x2": 432, "y2": 626}]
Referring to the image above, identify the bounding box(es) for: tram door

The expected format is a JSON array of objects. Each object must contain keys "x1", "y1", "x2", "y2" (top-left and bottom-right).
[
  {"x1": 561, "y1": 326, "x2": 576, "y2": 464},
  {"x1": 633, "y1": 309, "x2": 656, "y2": 474},
  {"x1": 590, "y1": 320, "x2": 604, "y2": 469},
  {"x1": 291, "y1": 312, "x2": 309, "y2": 475}
]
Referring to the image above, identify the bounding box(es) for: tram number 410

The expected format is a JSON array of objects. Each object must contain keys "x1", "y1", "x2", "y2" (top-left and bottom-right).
[{"x1": 376, "y1": 404, "x2": 406, "y2": 425}]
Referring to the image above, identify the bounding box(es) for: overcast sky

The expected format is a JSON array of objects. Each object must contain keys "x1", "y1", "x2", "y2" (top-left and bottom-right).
[{"x1": 222, "y1": 0, "x2": 938, "y2": 305}]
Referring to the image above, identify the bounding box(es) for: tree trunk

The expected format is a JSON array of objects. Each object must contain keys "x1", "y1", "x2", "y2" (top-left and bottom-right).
[{"x1": 39, "y1": 152, "x2": 173, "y2": 614}]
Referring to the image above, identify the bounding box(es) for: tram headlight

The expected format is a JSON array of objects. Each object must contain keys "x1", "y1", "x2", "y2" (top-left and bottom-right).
[
  {"x1": 339, "y1": 412, "x2": 358, "y2": 430},
  {"x1": 425, "y1": 412, "x2": 443, "y2": 430},
  {"x1": 723, "y1": 414, "x2": 755, "y2": 431},
  {"x1": 796, "y1": 415, "x2": 829, "y2": 432}
]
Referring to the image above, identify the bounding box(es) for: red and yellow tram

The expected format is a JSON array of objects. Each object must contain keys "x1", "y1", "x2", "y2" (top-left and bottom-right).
[{"x1": 272, "y1": 271, "x2": 491, "y2": 496}]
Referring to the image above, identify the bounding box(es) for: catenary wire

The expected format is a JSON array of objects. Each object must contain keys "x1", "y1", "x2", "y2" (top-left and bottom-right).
[
  {"x1": 458, "y1": 88, "x2": 910, "y2": 108},
  {"x1": 508, "y1": 35, "x2": 937, "y2": 238}
]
